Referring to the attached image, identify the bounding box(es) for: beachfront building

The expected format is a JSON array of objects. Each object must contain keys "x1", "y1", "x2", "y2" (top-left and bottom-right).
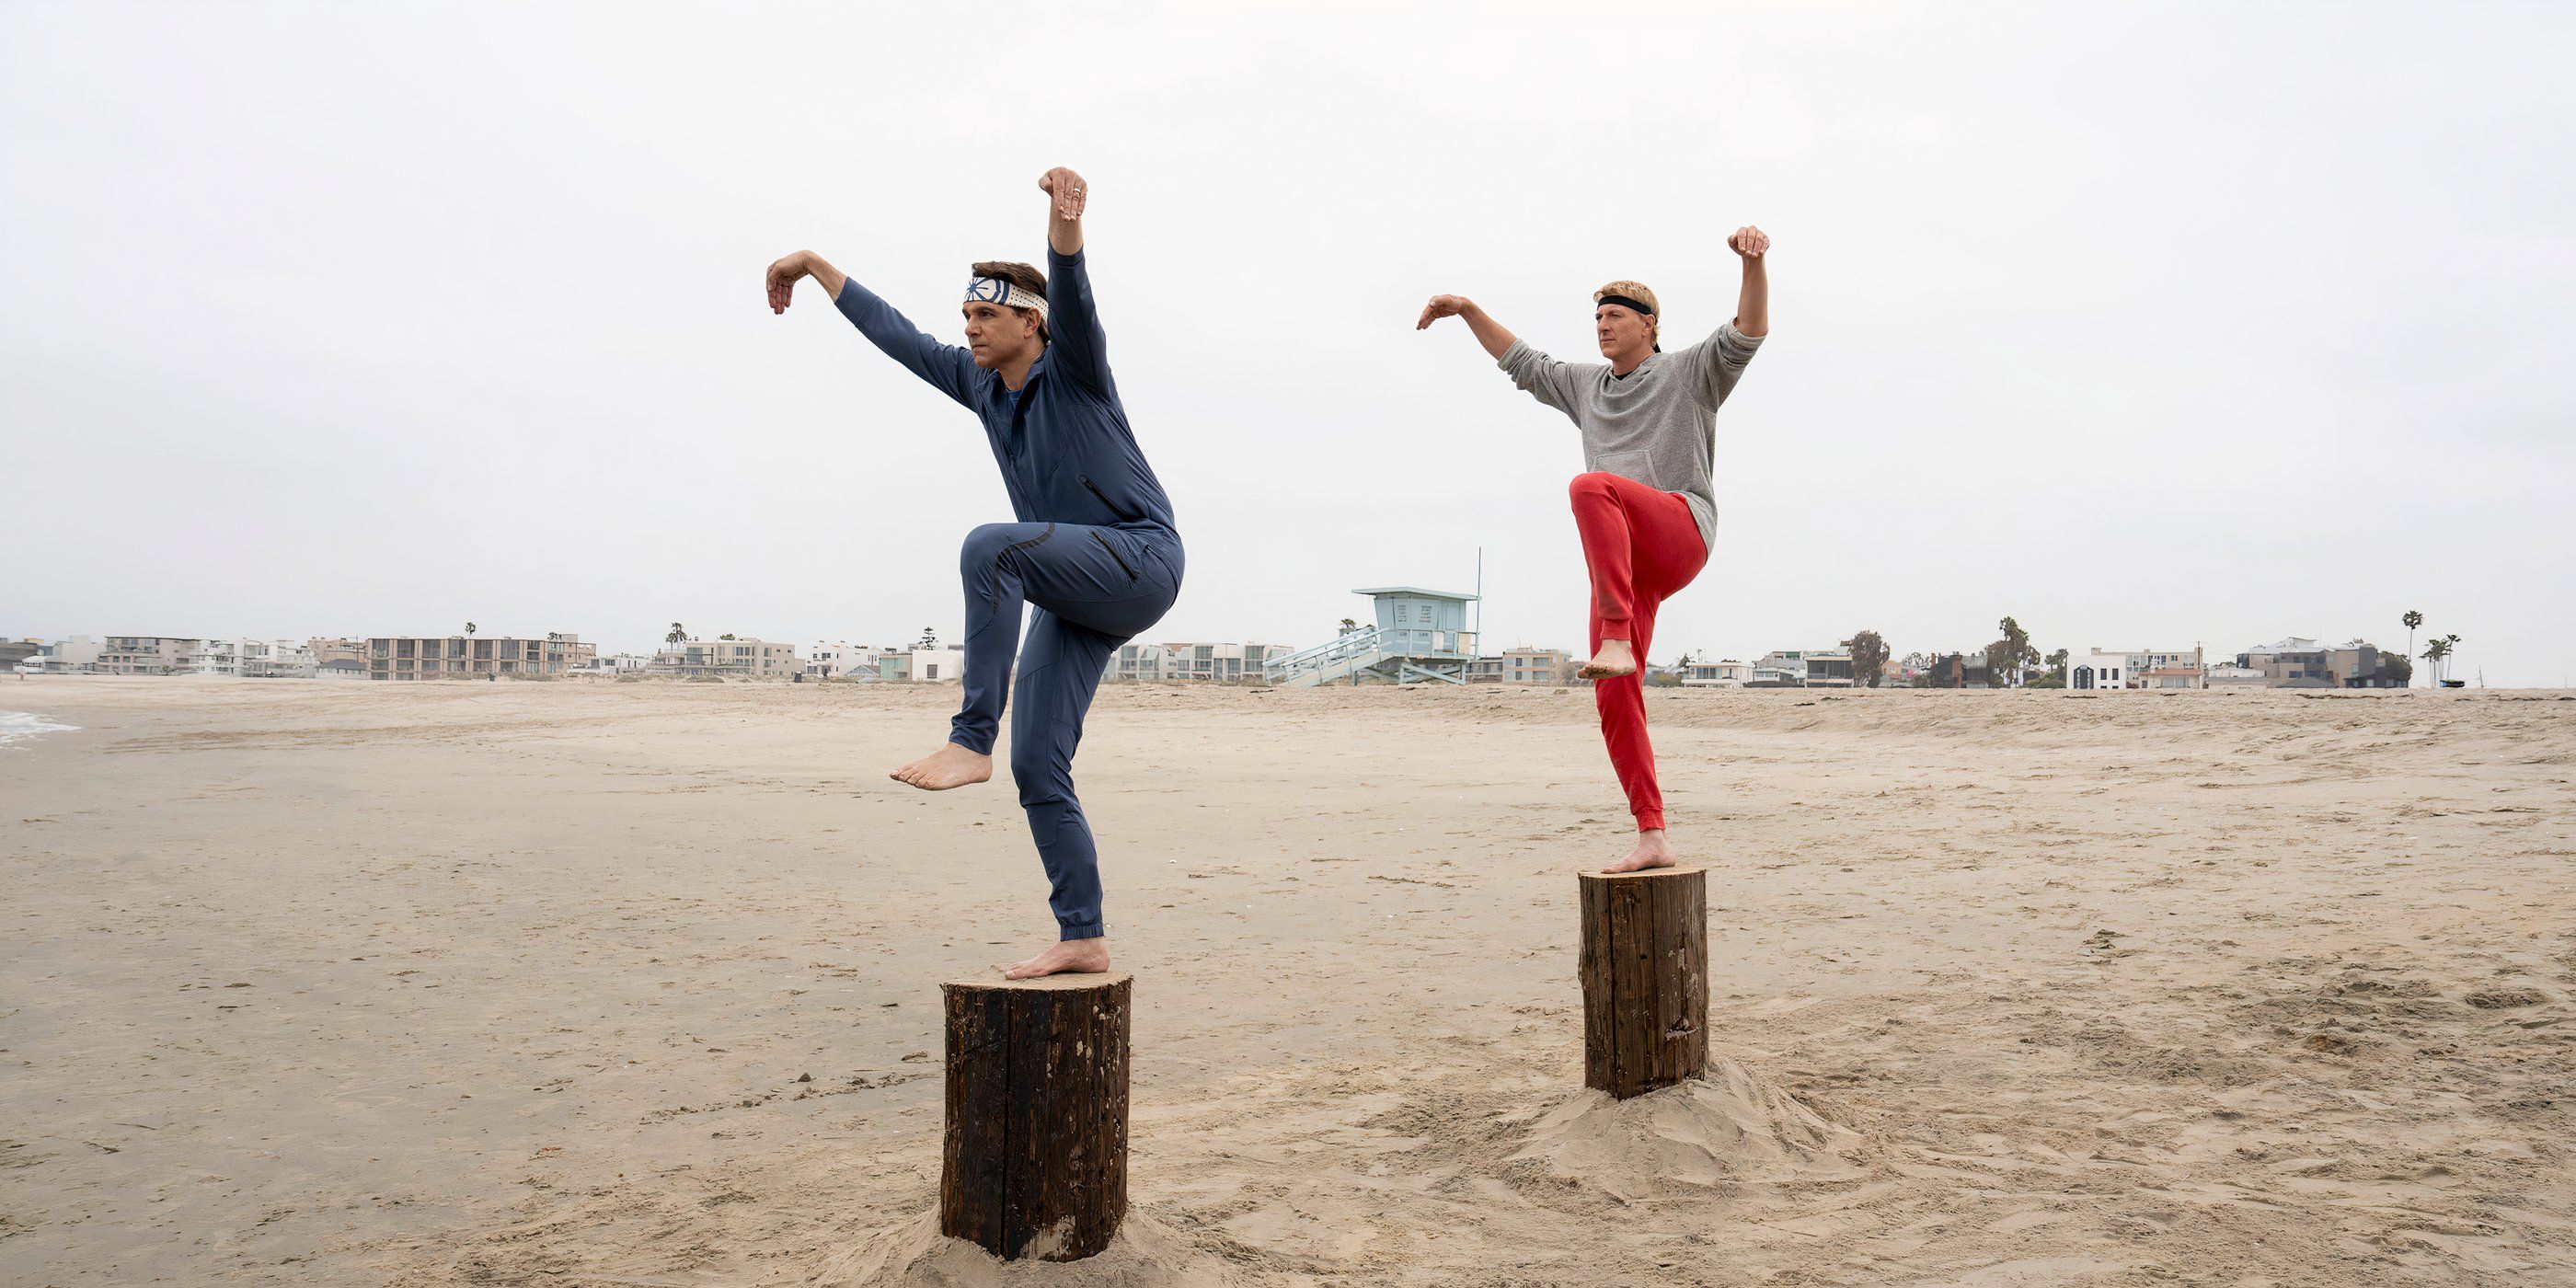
[
  {"x1": 1107, "y1": 641, "x2": 1179, "y2": 682},
  {"x1": 0, "y1": 640, "x2": 40, "y2": 672},
  {"x1": 244, "y1": 639, "x2": 316, "y2": 677},
  {"x1": 2327, "y1": 640, "x2": 2405, "y2": 688},
  {"x1": 316, "y1": 659, "x2": 371, "y2": 681},
  {"x1": 571, "y1": 652, "x2": 653, "y2": 676},
  {"x1": 183, "y1": 639, "x2": 239, "y2": 675},
  {"x1": 1682, "y1": 659, "x2": 1752, "y2": 687},
  {"x1": 1262, "y1": 587, "x2": 1480, "y2": 686},
  {"x1": 2204, "y1": 664, "x2": 2268, "y2": 690},
  {"x1": 184, "y1": 638, "x2": 317, "y2": 678},
  {"x1": 1466, "y1": 648, "x2": 1573, "y2": 685},
  {"x1": 15, "y1": 636, "x2": 101, "y2": 674},
  {"x1": 98, "y1": 637, "x2": 200, "y2": 675},
  {"x1": 1503, "y1": 648, "x2": 1573, "y2": 685},
  {"x1": 2234, "y1": 636, "x2": 2402, "y2": 688},
  {"x1": 663, "y1": 638, "x2": 799, "y2": 680},
  {"x1": 806, "y1": 642, "x2": 882, "y2": 680},
  {"x1": 368, "y1": 633, "x2": 596, "y2": 680},
  {"x1": 308, "y1": 638, "x2": 368, "y2": 669},
  {"x1": 1924, "y1": 652, "x2": 1995, "y2": 688},
  {"x1": 1172, "y1": 642, "x2": 1290, "y2": 683},
  {"x1": 1801, "y1": 650, "x2": 1857, "y2": 687},
  {"x1": 1100, "y1": 641, "x2": 1292, "y2": 683},
  {"x1": 2068, "y1": 650, "x2": 2130, "y2": 691},
  {"x1": 880, "y1": 648, "x2": 964, "y2": 683}
]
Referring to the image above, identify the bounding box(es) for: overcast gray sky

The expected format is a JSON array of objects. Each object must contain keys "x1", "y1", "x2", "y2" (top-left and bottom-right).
[{"x1": 6, "y1": 2, "x2": 2570, "y2": 684}]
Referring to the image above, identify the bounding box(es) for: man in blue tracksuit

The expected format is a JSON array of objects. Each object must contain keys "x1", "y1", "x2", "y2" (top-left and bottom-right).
[{"x1": 764, "y1": 166, "x2": 1180, "y2": 979}]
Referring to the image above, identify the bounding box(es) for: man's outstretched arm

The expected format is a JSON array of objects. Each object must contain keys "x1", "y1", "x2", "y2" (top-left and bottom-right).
[
  {"x1": 1038, "y1": 166, "x2": 1113, "y2": 394},
  {"x1": 1422, "y1": 293, "x2": 1581, "y2": 414},
  {"x1": 765, "y1": 249, "x2": 979, "y2": 408},
  {"x1": 1417, "y1": 294, "x2": 1519, "y2": 359}
]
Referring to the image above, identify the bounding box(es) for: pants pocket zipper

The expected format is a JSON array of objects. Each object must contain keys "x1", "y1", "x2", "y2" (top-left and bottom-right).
[{"x1": 1090, "y1": 530, "x2": 1138, "y2": 582}]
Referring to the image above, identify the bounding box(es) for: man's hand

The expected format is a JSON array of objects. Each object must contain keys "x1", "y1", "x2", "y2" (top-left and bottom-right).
[
  {"x1": 1416, "y1": 294, "x2": 1473, "y2": 330},
  {"x1": 765, "y1": 252, "x2": 811, "y2": 315},
  {"x1": 1416, "y1": 293, "x2": 1516, "y2": 359},
  {"x1": 1041, "y1": 167, "x2": 1087, "y2": 222},
  {"x1": 765, "y1": 250, "x2": 845, "y2": 315},
  {"x1": 1728, "y1": 225, "x2": 1771, "y2": 259}
]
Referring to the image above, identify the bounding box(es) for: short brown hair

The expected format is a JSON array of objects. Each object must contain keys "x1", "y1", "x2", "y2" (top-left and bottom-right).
[{"x1": 972, "y1": 260, "x2": 1049, "y2": 343}]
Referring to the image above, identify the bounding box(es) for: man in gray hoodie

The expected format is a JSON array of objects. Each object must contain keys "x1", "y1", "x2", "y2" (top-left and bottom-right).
[{"x1": 1417, "y1": 225, "x2": 1770, "y2": 873}]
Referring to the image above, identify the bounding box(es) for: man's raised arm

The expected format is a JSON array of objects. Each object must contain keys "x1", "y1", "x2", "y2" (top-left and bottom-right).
[
  {"x1": 765, "y1": 249, "x2": 979, "y2": 408},
  {"x1": 1037, "y1": 167, "x2": 1113, "y2": 395},
  {"x1": 1727, "y1": 225, "x2": 1770, "y2": 337}
]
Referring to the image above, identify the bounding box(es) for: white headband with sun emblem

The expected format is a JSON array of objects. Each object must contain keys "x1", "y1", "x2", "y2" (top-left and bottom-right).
[{"x1": 964, "y1": 275, "x2": 1049, "y2": 320}]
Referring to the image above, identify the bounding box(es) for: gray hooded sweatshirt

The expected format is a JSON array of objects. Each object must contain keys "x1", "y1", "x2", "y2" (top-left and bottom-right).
[{"x1": 1499, "y1": 321, "x2": 1764, "y2": 552}]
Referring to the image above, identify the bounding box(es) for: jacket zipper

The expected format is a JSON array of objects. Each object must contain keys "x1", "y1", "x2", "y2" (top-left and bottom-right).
[
  {"x1": 1079, "y1": 474, "x2": 1140, "y2": 523},
  {"x1": 1090, "y1": 531, "x2": 1138, "y2": 582}
]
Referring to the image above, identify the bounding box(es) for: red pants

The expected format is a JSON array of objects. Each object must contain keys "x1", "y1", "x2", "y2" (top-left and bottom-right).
[{"x1": 1570, "y1": 471, "x2": 1708, "y2": 832}]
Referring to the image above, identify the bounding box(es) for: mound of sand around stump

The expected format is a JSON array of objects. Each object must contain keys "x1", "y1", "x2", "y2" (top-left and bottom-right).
[
  {"x1": 1508, "y1": 1056, "x2": 1869, "y2": 1198},
  {"x1": 822, "y1": 1211, "x2": 1245, "y2": 1287}
]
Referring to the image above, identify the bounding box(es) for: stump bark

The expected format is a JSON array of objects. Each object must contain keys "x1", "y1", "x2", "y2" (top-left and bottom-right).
[
  {"x1": 1578, "y1": 867, "x2": 1708, "y2": 1098},
  {"x1": 938, "y1": 972, "x2": 1132, "y2": 1261}
]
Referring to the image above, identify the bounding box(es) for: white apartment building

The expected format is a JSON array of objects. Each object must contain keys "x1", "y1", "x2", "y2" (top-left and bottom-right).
[
  {"x1": 806, "y1": 641, "x2": 884, "y2": 680},
  {"x1": 1682, "y1": 659, "x2": 1753, "y2": 687},
  {"x1": 2068, "y1": 651, "x2": 2133, "y2": 691},
  {"x1": 1104, "y1": 641, "x2": 1287, "y2": 683},
  {"x1": 881, "y1": 648, "x2": 964, "y2": 682}
]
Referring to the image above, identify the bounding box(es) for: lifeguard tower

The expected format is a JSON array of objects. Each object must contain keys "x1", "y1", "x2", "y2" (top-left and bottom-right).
[{"x1": 1261, "y1": 586, "x2": 1479, "y2": 686}]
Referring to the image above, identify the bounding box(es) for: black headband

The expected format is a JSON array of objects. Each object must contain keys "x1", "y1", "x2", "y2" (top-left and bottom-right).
[{"x1": 1595, "y1": 293, "x2": 1656, "y2": 316}]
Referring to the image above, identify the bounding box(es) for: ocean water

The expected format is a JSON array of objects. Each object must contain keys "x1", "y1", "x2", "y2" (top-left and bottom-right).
[{"x1": 0, "y1": 711, "x2": 79, "y2": 746}]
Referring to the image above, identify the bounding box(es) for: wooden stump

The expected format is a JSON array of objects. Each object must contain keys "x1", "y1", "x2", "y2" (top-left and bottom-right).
[
  {"x1": 1578, "y1": 867, "x2": 1708, "y2": 1098},
  {"x1": 938, "y1": 972, "x2": 1132, "y2": 1261}
]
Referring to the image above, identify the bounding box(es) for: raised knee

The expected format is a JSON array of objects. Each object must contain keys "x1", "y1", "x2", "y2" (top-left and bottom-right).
[
  {"x1": 959, "y1": 523, "x2": 1018, "y2": 573},
  {"x1": 1569, "y1": 472, "x2": 1617, "y2": 505}
]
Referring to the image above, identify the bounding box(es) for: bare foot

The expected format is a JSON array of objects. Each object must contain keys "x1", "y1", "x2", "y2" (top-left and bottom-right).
[
  {"x1": 1003, "y1": 937, "x2": 1111, "y2": 980},
  {"x1": 1580, "y1": 638, "x2": 1639, "y2": 680},
  {"x1": 890, "y1": 742, "x2": 992, "y2": 791},
  {"x1": 1602, "y1": 828, "x2": 1678, "y2": 873}
]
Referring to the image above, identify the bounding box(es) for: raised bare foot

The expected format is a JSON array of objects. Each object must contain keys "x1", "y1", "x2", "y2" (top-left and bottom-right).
[
  {"x1": 890, "y1": 742, "x2": 992, "y2": 791},
  {"x1": 1002, "y1": 937, "x2": 1111, "y2": 980},
  {"x1": 1580, "y1": 638, "x2": 1639, "y2": 680},
  {"x1": 1602, "y1": 828, "x2": 1678, "y2": 874}
]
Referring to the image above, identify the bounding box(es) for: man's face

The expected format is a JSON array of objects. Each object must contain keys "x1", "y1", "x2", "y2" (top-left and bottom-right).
[
  {"x1": 962, "y1": 302, "x2": 1041, "y2": 370},
  {"x1": 1595, "y1": 304, "x2": 1653, "y2": 360}
]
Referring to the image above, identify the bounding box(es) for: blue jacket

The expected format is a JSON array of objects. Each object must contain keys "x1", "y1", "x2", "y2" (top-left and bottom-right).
[{"x1": 834, "y1": 247, "x2": 1178, "y2": 536}]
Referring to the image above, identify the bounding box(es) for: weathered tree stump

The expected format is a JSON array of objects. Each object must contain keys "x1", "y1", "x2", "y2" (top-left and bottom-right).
[
  {"x1": 938, "y1": 972, "x2": 1132, "y2": 1261},
  {"x1": 1578, "y1": 867, "x2": 1708, "y2": 1098}
]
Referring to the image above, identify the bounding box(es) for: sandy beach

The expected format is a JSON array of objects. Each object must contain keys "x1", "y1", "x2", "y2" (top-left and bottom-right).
[{"x1": 3, "y1": 678, "x2": 2570, "y2": 1285}]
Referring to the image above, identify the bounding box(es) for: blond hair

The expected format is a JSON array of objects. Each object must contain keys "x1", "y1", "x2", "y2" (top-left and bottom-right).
[{"x1": 1593, "y1": 280, "x2": 1660, "y2": 347}]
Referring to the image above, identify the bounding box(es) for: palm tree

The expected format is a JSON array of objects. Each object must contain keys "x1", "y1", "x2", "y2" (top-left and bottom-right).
[
  {"x1": 465, "y1": 621, "x2": 477, "y2": 638},
  {"x1": 2402, "y1": 611, "x2": 2422, "y2": 686},
  {"x1": 2422, "y1": 634, "x2": 2460, "y2": 685},
  {"x1": 1339, "y1": 617, "x2": 1359, "y2": 637},
  {"x1": 666, "y1": 623, "x2": 687, "y2": 650}
]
